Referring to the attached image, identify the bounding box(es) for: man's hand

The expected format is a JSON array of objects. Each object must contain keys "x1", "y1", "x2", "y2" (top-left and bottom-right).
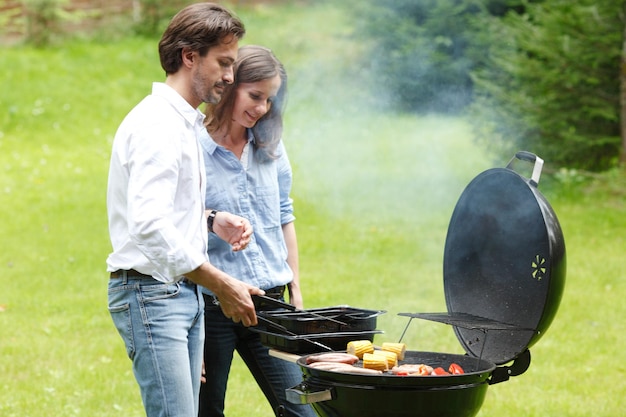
[
  {"x1": 214, "y1": 277, "x2": 264, "y2": 327},
  {"x1": 186, "y1": 263, "x2": 264, "y2": 327},
  {"x1": 212, "y1": 211, "x2": 252, "y2": 251}
]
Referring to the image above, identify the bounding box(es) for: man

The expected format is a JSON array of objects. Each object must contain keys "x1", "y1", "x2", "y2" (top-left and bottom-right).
[{"x1": 106, "y1": 4, "x2": 264, "y2": 416}]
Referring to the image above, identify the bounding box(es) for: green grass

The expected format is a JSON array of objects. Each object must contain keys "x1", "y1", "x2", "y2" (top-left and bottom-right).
[{"x1": 1, "y1": 1, "x2": 626, "y2": 416}]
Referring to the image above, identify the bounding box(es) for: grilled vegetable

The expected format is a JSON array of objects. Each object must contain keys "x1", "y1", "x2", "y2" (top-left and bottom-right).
[
  {"x1": 391, "y1": 364, "x2": 434, "y2": 376},
  {"x1": 432, "y1": 367, "x2": 450, "y2": 376},
  {"x1": 362, "y1": 353, "x2": 389, "y2": 371},
  {"x1": 373, "y1": 349, "x2": 398, "y2": 368},
  {"x1": 449, "y1": 363, "x2": 465, "y2": 375},
  {"x1": 346, "y1": 340, "x2": 374, "y2": 359},
  {"x1": 412, "y1": 364, "x2": 434, "y2": 376},
  {"x1": 381, "y1": 342, "x2": 406, "y2": 360}
]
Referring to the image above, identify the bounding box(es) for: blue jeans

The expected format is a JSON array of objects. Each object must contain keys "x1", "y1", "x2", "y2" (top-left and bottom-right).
[
  {"x1": 108, "y1": 275, "x2": 205, "y2": 417},
  {"x1": 199, "y1": 298, "x2": 316, "y2": 417}
]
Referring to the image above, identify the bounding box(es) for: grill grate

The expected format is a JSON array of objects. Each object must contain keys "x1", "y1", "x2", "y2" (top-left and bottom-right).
[{"x1": 398, "y1": 312, "x2": 536, "y2": 332}]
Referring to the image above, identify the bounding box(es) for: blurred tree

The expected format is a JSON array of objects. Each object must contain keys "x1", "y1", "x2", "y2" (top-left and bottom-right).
[
  {"x1": 470, "y1": 0, "x2": 623, "y2": 170},
  {"x1": 352, "y1": 0, "x2": 623, "y2": 170},
  {"x1": 350, "y1": 0, "x2": 534, "y2": 114},
  {"x1": 132, "y1": 0, "x2": 190, "y2": 37},
  {"x1": 351, "y1": 0, "x2": 480, "y2": 113},
  {"x1": 621, "y1": 1, "x2": 626, "y2": 165},
  {"x1": 22, "y1": 0, "x2": 70, "y2": 46}
]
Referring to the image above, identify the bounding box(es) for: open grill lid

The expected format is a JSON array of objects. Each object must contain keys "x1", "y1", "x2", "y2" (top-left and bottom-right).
[{"x1": 402, "y1": 152, "x2": 566, "y2": 365}]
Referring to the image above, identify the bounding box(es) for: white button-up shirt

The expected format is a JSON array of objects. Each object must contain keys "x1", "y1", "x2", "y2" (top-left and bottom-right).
[{"x1": 106, "y1": 82, "x2": 208, "y2": 283}]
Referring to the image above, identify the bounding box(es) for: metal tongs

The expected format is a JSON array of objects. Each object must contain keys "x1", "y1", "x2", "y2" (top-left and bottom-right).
[
  {"x1": 251, "y1": 294, "x2": 348, "y2": 326},
  {"x1": 256, "y1": 315, "x2": 333, "y2": 351},
  {"x1": 251, "y1": 295, "x2": 337, "y2": 351}
]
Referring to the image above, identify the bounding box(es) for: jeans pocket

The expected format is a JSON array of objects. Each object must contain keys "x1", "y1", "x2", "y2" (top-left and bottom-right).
[
  {"x1": 108, "y1": 302, "x2": 135, "y2": 359},
  {"x1": 140, "y1": 282, "x2": 181, "y2": 303}
]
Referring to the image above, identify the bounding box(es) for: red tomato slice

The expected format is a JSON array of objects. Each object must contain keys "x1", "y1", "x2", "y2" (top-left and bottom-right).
[
  {"x1": 449, "y1": 363, "x2": 465, "y2": 375},
  {"x1": 432, "y1": 367, "x2": 450, "y2": 375}
]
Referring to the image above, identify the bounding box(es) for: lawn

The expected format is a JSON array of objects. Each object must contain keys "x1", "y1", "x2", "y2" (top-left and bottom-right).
[{"x1": 1, "y1": 1, "x2": 625, "y2": 416}]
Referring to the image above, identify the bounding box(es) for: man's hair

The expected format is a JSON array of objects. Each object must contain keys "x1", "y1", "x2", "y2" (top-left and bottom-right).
[{"x1": 158, "y1": 2, "x2": 245, "y2": 75}]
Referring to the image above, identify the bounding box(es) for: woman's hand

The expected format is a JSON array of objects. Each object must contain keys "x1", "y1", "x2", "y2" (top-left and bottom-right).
[{"x1": 212, "y1": 211, "x2": 253, "y2": 251}]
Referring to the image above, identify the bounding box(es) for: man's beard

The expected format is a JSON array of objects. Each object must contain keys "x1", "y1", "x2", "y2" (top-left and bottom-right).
[
  {"x1": 192, "y1": 72, "x2": 222, "y2": 105},
  {"x1": 201, "y1": 83, "x2": 221, "y2": 105}
]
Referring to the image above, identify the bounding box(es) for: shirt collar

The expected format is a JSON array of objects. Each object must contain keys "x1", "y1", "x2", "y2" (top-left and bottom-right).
[
  {"x1": 152, "y1": 82, "x2": 205, "y2": 127},
  {"x1": 246, "y1": 128, "x2": 256, "y2": 145},
  {"x1": 199, "y1": 129, "x2": 217, "y2": 154},
  {"x1": 199, "y1": 128, "x2": 256, "y2": 155}
]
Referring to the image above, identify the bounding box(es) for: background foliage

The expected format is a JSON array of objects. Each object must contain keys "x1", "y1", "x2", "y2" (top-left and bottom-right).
[
  {"x1": 350, "y1": 0, "x2": 624, "y2": 171},
  {"x1": 0, "y1": 0, "x2": 193, "y2": 44},
  {"x1": 349, "y1": 0, "x2": 481, "y2": 114},
  {"x1": 470, "y1": 0, "x2": 623, "y2": 171},
  {"x1": 2, "y1": 0, "x2": 624, "y2": 169}
]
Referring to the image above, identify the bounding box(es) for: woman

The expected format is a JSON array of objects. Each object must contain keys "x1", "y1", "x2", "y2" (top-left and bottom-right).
[{"x1": 198, "y1": 45, "x2": 316, "y2": 417}]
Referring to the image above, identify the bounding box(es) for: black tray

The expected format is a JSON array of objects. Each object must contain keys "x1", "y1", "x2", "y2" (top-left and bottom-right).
[
  {"x1": 257, "y1": 306, "x2": 385, "y2": 334},
  {"x1": 251, "y1": 327, "x2": 383, "y2": 354}
]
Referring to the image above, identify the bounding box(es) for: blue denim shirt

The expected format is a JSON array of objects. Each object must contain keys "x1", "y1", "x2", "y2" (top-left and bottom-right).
[{"x1": 198, "y1": 129, "x2": 296, "y2": 294}]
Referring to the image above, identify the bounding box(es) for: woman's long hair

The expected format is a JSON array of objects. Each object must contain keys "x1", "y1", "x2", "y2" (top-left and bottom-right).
[{"x1": 205, "y1": 45, "x2": 287, "y2": 162}]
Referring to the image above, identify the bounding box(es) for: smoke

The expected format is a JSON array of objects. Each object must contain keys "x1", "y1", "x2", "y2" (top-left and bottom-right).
[
  {"x1": 262, "y1": 2, "x2": 496, "y2": 228},
  {"x1": 283, "y1": 58, "x2": 493, "y2": 227},
  {"x1": 232, "y1": 0, "x2": 514, "y2": 229}
]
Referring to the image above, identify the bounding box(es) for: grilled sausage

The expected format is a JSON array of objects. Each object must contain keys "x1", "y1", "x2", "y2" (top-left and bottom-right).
[
  {"x1": 307, "y1": 361, "x2": 355, "y2": 370},
  {"x1": 307, "y1": 361, "x2": 382, "y2": 374},
  {"x1": 305, "y1": 353, "x2": 359, "y2": 365}
]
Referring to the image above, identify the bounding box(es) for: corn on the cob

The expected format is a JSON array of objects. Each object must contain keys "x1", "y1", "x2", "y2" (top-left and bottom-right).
[
  {"x1": 373, "y1": 349, "x2": 398, "y2": 368},
  {"x1": 381, "y1": 342, "x2": 406, "y2": 360},
  {"x1": 362, "y1": 353, "x2": 389, "y2": 371},
  {"x1": 346, "y1": 340, "x2": 374, "y2": 359}
]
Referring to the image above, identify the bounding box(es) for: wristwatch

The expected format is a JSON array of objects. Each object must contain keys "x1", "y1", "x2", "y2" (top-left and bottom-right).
[{"x1": 207, "y1": 210, "x2": 218, "y2": 233}]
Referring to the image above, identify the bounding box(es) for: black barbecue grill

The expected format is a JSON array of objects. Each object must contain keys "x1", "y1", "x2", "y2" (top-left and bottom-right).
[{"x1": 258, "y1": 152, "x2": 566, "y2": 417}]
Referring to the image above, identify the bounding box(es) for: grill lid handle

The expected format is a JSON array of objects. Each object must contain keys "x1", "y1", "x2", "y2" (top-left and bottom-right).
[
  {"x1": 506, "y1": 151, "x2": 544, "y2": 186},
  {"x1": 488, "y1": 349, "x2": 531, "y2": 385},
  {"x1": 286, "y1": 383, "x2": 334, "y2": 404}
]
